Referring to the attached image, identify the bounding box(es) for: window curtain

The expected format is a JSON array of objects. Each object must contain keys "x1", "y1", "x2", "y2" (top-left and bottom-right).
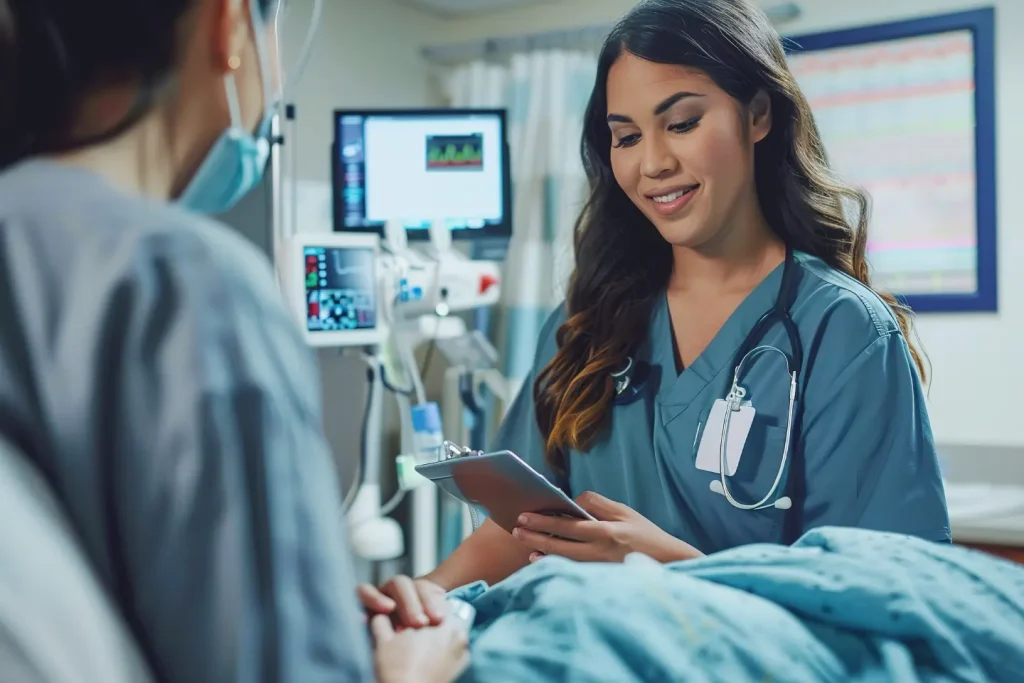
[{"x1": 443, "y1": 50, "x2": 597, "y2": 403}]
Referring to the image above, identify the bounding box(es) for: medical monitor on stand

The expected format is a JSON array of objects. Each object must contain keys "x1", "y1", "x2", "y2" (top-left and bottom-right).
[
  {"x1": 278, "y1": 232, "x2": 385, "y2": 348},
  {"x1": 331, "y1": 108, "x2": 512, "y2": 259}
]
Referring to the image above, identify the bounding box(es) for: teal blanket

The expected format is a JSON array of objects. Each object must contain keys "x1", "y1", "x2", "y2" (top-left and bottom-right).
[{"x1": 452, "y1": 527, "x2": 1024, "y2": 682}]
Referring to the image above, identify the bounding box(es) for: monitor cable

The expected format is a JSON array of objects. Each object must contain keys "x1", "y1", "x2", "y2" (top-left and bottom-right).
[{"x1": 341, "y1": 362, "x2": 374, "y2": 512}]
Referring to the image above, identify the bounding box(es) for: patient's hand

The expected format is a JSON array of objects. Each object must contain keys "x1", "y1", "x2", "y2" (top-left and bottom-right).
[
  {"x1": 359, "y1": 575, "x2": 448, "y2": 628},
  {"x1": 512, "y1": 491, "x2": 703, "y2": 564},
  {"x1": 372, "y1": 614, "x2": 469, "y2": 683}
]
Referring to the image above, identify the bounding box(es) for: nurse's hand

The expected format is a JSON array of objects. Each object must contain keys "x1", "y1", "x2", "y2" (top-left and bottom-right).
[
  {"x1": 511, "y1": 491, "x2": 703, "y2": 564},
  {"x1": 359, "y1": 575, "x2": 449, "y2": 629}
]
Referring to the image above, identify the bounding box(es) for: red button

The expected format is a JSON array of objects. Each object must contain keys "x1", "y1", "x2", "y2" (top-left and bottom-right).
[{"x1": 479, "y1": 273, "x2": 499, "y2": 294}]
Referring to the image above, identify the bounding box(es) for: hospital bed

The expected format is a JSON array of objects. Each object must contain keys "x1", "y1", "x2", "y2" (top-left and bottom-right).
[
  {"x1": 0, "y1": 436, "x2": 155, "y2": 683},
  {"x1": 453, "y1": 526, "x2": 1024, "y2": 682},
  {"x1": 6, "y1": 426, "x2": 1024, "y2": 683}
]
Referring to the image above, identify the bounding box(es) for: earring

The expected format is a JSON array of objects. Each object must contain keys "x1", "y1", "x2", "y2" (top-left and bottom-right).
[{"x1": 228, "y1": 55, "x2": 241, "y2": 70}]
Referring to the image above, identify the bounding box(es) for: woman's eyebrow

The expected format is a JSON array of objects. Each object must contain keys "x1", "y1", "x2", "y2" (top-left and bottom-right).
[{"x1": 606, "y1": 91, "x2": 705, "y2": 123}]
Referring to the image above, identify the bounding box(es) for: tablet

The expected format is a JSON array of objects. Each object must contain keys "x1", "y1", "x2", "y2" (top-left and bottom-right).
[{"x1": 414, "y1": 450, "x2": 595, "y2": 534}]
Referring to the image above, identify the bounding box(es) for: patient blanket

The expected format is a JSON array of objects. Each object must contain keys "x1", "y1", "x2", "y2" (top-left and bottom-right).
[{"x1": 451, "y1": 527, "x2": 1024, "y2": 682}]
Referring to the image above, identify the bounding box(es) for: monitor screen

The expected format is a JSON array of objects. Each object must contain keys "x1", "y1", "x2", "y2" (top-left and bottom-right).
[
  {"x1": 786, "y1": 12, "x2": 995, "y2": 312},
  {"x1": 303, "y1": 245, "x2": 377, "y2": 332},
  {"x1": 333, "y1": 109, "x2": 511, "y2": 240}
]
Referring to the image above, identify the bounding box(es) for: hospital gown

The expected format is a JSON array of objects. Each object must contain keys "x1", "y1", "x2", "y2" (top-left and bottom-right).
[
  {"x1": 452, "y1": 527, "x2": 1024, "y2": 682},
  {"x1": 0, "y1": 160, "x2": 374, "y2": 683}
]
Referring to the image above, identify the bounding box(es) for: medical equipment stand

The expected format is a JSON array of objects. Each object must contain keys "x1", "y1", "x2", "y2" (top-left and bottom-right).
[
  {"x1": 345, "y1": 352, "x2": 405, "y2": 565},
  {"x1": 438, "y1": 333, "x2": 508, "y2": 549},
  {"x1": 382, "y1": 219, "x2": 505, "y2": 575}
]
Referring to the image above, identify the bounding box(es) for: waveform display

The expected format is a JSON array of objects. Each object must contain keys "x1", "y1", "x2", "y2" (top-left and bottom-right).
[
  {"x1": 787, "y1": 30, "x2": 979, "y2": 296},
  {"x1": 426, "y1": 134, "x2": 484, "y2": 170}
]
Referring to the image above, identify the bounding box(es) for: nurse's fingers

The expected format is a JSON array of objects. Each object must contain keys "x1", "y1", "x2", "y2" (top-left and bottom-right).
[
  {"x1": 575, "y1": 491, "x2": 628, "y2": 520},
  {"x1": 511, "y1": 527, "x2": 603, "y2": 561},
  {"x1": 380, "y1": 575, "x2": 431, "y2": 627},
  {"x1": 358, "y1": 583, "x2": 397, "y2": 614},
  {"x1": 415, "y1": 579, "x2": 449, "y2": 624},
  {"x1": 516, "y1": 513, "x2": 605, "y2": 541}
]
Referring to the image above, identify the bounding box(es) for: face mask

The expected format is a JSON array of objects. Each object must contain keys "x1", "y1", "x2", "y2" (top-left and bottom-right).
[{"x1": 178, "y1": 2, "x2": 279, "y2": 214}]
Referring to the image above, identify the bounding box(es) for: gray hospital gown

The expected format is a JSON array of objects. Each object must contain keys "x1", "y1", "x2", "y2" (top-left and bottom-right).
[{"x1": 0, "y1": 159, "x2": 374, "y2": 682}]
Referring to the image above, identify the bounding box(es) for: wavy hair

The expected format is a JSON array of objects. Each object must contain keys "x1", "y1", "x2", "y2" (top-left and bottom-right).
[{"x1": 533, "y1": 0, "x2": 926, "y2": 475}]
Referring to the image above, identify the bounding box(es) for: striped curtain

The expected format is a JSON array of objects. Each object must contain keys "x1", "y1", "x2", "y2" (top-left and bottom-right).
[{"x1": 444, "y1": 50, "x2": 596, "y2": 404}]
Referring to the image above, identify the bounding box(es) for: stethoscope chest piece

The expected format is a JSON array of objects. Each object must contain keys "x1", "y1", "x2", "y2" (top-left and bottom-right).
[
  {"x1": 612, "y1": 356, "x2": 652, "y2": 406},
  {"x1": 611, "y1": 357, "x2": 633, "y2": 393}
]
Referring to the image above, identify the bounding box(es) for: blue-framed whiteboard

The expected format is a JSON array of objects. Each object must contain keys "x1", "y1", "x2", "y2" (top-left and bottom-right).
[{"x1": 785, "y1": 8, "x2": 997, "y2": 313}]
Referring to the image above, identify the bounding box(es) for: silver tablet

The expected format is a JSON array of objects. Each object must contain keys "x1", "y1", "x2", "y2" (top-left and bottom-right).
[{"x1": 414, "y1": 450, "x2": 595, "y2": 534}]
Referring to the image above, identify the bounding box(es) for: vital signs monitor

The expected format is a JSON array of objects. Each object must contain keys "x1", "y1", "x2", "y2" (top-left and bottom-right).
[
  {"x1": 332, "y1": 109, "x2": 512, "y2": 241},
  {"x1": 278, "y1": 232, "x2": 384, "y2": 347}
]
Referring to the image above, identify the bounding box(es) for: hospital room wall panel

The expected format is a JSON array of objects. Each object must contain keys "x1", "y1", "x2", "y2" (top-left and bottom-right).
[{"x1": 426, "y1": 0, "x2": 1024, "y2": 454}]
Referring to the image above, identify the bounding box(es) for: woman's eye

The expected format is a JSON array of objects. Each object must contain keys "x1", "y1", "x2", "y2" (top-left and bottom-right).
[
  {"x1": 668, "y1": 116, "x2": 702, "y2": 134},
  {"x1": 613, "y1": 134, "x2": 640, "y2": 148}
]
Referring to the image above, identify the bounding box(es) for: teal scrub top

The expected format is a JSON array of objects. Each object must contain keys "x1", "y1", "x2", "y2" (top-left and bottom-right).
[{"x1": 494, "y1": 252, "x2": 951, "y2": 554}]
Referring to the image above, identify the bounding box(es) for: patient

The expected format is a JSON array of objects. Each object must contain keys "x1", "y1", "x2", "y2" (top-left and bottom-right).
[{"x1": 0, "y1": 0, "x2": 464, "y2": 681}]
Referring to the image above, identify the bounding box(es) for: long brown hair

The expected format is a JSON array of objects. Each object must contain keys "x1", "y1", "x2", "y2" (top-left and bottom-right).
[{"x1": 533, "y1": 0, "x2": 927, "y2": 476}]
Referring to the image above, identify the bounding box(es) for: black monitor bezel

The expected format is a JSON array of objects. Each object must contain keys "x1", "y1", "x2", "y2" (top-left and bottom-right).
[{"x1": 331, "y1": 108, "x2": 513, "y2": 242}]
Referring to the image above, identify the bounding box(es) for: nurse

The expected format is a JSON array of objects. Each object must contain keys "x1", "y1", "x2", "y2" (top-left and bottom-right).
[
  {"x1": 0, "y1": 0, "x2": 466, "y2": 682},
  {"x1": 362, "y1": 0, "x2": 950, "y2": 627}
]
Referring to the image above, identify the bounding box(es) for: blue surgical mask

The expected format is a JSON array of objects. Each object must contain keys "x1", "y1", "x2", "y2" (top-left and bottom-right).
[
  {"x1": 178, "y1": 3, "x2": 278, "y2": 214},
  {"x1": 177, "y1": 109, "x2": 273, "y2": 214}
]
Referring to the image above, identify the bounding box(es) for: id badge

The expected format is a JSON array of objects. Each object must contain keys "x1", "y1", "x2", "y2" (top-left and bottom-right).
[{"x1": 695, "y1": 398, "x2": 755, "y2": 476}]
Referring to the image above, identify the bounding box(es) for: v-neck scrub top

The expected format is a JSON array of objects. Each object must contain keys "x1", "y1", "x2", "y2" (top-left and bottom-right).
[{"x1": 495, "y1": 252, "x2": 950, "y2": 555}]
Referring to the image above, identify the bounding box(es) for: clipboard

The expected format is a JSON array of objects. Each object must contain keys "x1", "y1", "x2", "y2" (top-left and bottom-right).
[{"x1": 414, "y1": 449, "x2": 595, "y2": 534}]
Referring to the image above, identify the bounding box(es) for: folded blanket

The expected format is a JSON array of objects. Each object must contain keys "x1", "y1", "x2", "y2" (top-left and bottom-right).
[{"x1": 451, "y1": 527, "x2": 1024, "y2": 682}]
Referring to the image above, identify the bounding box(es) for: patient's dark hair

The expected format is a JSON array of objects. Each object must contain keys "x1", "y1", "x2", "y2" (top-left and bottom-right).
[
  {"x1": 0, "y1": 0, "x2": 277, "y2": 168},
  {"x1": 533, "y1": 0, "x2": 926, "y2": 475}
]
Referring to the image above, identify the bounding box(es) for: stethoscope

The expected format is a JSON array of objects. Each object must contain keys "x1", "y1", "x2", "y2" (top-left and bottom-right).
[{"x1": 612, "y1": 249, "x2": 804, "y2": 512}]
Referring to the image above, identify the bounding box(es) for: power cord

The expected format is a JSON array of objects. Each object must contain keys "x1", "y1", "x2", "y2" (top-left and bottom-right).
[
  {"x1": 368, "y1": 359, "x2": 413, "y2": 517},
  {"x1": 420, "y1": 337, "x2": 438, "y2": 379},
  {"x1": 341, "y1": 363, "x2": 374, "y2": 512},
  {"x1": 378, "y1": 487, "x2": 407, "y2": 517},
  {"x1": 420, "y1": 289, "x2": 448, "y2": 379},
  {"x1": 419, "y1": 314, "x2": 442, "y2": 378},
  {"x1": 379, "y1": 364, "x2": 415, "y2": 397}
]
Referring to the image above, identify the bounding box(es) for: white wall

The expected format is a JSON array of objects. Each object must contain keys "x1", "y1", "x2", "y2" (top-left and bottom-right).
[
  {"x1": 285, "y1": 0, "x2": 445, "y2": 182},
  {"x1": 428, "y1": 0, "x2": 1022, "y2": 448}
]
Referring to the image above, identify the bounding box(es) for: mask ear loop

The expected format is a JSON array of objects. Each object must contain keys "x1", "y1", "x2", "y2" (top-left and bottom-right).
[
  {"x1": 221, "y1": 0, "x2": 278, "y2": 136},
  {"x1": 249, "y1": 0, "x2": 275, "y2": 107},
  {"x1": 223, "y1": 72, "x2": 245, "y2": 130}
]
